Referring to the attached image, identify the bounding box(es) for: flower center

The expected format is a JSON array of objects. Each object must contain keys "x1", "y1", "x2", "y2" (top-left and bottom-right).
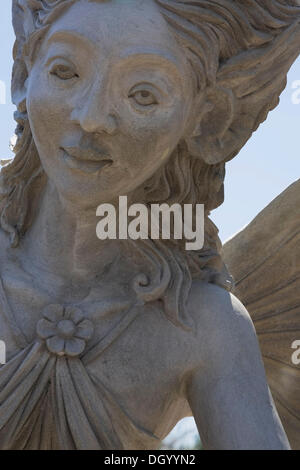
[{"x1": 57, "y1": 319, "x2": 76, "y2": 339}]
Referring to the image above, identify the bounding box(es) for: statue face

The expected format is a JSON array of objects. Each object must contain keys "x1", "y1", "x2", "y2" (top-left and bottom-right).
[{"x1": 26, "y1": 0, "x2": 195, "y2": 207}]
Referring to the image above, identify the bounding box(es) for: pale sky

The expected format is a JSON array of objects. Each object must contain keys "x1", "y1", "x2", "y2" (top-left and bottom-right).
[{"x1": 0, "y1": 1, "x2": 299, "y2": 242}]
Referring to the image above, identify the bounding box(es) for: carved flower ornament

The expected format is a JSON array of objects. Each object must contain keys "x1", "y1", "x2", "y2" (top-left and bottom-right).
[{"x1": 37, "y1": 304, "x2": 94, "y2": 357}]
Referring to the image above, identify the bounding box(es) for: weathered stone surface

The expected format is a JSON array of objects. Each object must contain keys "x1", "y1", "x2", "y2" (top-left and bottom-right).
[
  {"x1": 223, "y1": 179, "x2": 300, "y2": 450},
  {"x1": 0, "y1": 0, "x2": 299, "y2": 450}
]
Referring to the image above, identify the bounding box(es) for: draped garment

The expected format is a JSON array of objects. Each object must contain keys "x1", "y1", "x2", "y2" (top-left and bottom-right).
[{"x1": 0, "y1": 296, "x2": 160, "y2": 450}]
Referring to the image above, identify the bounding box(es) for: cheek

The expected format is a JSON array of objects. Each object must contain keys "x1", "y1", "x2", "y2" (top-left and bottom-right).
[
  {"x1": 116, "y1": 106, "x2": 185, "y2": 183},
  {"x1": 27, "y1": 73, "x2": 71, "y2": 151},
  {"x1": 120, "y1": 103, "x2": 186, "y2": 155}
]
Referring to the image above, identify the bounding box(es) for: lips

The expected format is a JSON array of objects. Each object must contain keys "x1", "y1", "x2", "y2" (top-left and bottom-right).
[{"x1": 61, "y1": 146, "x2": 113, "y2": 174}]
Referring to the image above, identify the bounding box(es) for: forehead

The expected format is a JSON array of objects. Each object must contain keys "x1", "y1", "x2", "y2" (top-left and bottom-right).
[{"x1": 43, "y1": 0, "x2": 188, "y2": 68}]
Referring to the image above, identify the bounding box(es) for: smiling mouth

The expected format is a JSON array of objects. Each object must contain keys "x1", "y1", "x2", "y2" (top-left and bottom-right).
[{"x1": 61, "y1": 147, "x2": 113, "y2": 174}]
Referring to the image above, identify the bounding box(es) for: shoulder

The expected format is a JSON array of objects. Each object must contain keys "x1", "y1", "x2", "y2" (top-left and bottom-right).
[
  {"x1": 188, "y1": 279, "x2": 254, "y2": 330},
  {"x1": 186, "y1": 280, "x2": 260, "y2": 369}
]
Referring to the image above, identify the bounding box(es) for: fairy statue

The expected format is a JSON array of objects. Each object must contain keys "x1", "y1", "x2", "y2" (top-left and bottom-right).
[{"x1": 0, "y1": 0, "x2": 299, "y2": 450}]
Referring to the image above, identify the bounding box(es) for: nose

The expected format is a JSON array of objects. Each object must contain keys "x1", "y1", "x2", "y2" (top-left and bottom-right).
[{"x1": 71, "y1": 85, "x2": 118, "y2": 136}]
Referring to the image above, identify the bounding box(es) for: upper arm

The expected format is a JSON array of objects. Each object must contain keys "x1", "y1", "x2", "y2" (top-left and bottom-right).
[{"x1": 186, "y1": 283, "x2": 290, "y2": 450}]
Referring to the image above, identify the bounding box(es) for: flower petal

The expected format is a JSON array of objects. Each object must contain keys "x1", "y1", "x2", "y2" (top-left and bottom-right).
[
  {"x1": 65, "y1": 306, "x2": 84, "y2": 324},
  {"x1": 43, "y1": 304, "x2": 64, "y2": 322},
  {"x1": 46, "y1": 336, "x2": 65, "y2": 356},
  {"x1": 64, "y1": 338, "x2": 86, "y2": 357},
  {"x1": 75, "y1": 319, "x2": 94, "y2": 340},
  {"x1": 37, "y1": 318, "x2": 56, "y2": 339}
]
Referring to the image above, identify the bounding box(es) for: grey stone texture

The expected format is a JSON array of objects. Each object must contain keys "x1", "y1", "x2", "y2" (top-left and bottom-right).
[
  {"x1": 0, "y1": 0, "x2": 299, "y2": 450},
  {"x1": 223, "y1": 179, "x2": 300, "y2": 450}
]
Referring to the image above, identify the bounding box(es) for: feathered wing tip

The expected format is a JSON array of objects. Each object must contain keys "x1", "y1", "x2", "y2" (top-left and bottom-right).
[{"x1": 223, "y1": 179, "x2": 300, "y2": 450}]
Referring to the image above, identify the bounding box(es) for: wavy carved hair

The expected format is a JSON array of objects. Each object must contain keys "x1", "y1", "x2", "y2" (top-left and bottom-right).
[{"x1": 1, "y1": 0, "x2": 299, "y2": 328}]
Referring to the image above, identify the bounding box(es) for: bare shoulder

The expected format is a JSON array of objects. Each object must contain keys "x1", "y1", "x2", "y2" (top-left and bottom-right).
[
  {"x1": 186, "y1": 280, "x2": 261, "y2": 370},
  {"x1": 185, "y1": 281, "x2": 290, "y2": 450},
  {"x1": 188, "y1": 279, "x2": 255, "y2": 332}
]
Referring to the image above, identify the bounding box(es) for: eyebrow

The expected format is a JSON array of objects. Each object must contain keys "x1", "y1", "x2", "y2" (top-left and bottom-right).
[
  {"x1": 118, "y1": 48, "x2": 183, "y2": 72},
  {"x1": 46, "y1": 30, "x2": 95, "y2": 50}
]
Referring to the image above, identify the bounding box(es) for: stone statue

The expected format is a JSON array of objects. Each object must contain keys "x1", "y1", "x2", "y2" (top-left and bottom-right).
[
  {"x1": 223, "y1": 179, "x2": 300, "y2": 451},
  {"x1": 0, "y1": 0, "x2": 299, "y2": 450}
]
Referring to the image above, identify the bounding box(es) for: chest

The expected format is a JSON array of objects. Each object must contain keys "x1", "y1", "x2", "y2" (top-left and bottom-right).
[
  {"x1": 0, "y1": 279, "x2": 195, "y2": 440},
  {"x1": 86, "y1": 310, "x2": 193, "y2": 435}
]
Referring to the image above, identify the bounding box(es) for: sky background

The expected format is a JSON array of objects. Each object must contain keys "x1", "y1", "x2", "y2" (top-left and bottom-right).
[{"x1": 0, "y1": 1, "x2": 299, "y2": 449}]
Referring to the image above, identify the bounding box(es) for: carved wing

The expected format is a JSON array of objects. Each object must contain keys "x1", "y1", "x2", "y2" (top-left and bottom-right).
[{"x1": 223, "y1": 179, "x2": 300, "y2": 450}]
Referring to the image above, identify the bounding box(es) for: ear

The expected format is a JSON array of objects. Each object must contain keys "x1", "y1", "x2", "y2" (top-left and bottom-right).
[{"x1": 185, "y1": 86, "x2": 235, "y2": 165}]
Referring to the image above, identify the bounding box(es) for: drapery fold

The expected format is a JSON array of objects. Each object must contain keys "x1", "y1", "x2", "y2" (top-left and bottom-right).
[{"x1": 0, "y1": 306, "x2": 160, "y2": 449}]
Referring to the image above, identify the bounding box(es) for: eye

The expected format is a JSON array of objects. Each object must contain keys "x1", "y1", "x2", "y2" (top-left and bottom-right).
[
  {"x1": 129, "y1": 88, "x2": 158, "y2": 107},
  {"x1": 50, "y1": 64, "x2": 79, "y2": 81}
]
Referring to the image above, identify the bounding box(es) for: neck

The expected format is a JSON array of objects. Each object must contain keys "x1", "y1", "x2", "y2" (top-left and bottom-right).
[{"x1": 19, "y1": 180, "x2": 124, "y2": 284}]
